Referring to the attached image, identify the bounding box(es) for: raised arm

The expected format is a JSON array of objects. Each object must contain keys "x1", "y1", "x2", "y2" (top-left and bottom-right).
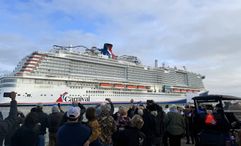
[
  {"x1": 78, "y1": 103, "x2": 86, "y2": 117},
  {"x1": 57, "y1": 103, "x2": 65, "y2": 113},
  {"x1": 8, "y1": 92, "x2": 17, "y2": 118},
  {"x1": 0, "y1": 92, "x2": 18, "y2": 145},
  {"x1": 105, "y1": 98, "x2": 114, "y2": 116}
]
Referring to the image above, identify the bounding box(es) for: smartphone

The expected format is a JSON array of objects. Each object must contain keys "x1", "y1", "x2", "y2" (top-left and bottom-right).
[{"x1": 3, "y1": 92, "x2": 11, "y2": 98}]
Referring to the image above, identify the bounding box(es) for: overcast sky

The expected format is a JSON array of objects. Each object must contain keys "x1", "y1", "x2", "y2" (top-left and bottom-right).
[{"x1": 0, "y1": 0, "x2": 241, "y2": 96}]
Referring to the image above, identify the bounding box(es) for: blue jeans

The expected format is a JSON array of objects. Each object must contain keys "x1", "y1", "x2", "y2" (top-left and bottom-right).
[{"x1": 38, "y1": 135, "x2": 45, "y2": 146}]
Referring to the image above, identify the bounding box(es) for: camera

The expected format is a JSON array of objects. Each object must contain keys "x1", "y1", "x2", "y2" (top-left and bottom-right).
[
  {"x1": 3, "y1": 92, "x2": 11, "y2": 98},
  {"x1": 3, "y1": 92, "x2": 16, "y2": 98}
]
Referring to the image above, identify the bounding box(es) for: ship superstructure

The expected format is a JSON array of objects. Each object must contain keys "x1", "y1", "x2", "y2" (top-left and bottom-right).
[{"x1": 0, "y1": 44, "x2": 205, "y2": 105}]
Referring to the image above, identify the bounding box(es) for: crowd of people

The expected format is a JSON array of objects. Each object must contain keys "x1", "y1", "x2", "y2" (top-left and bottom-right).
[{"x1": 0, "y1": 92, "x2": 237, "y2": 146}]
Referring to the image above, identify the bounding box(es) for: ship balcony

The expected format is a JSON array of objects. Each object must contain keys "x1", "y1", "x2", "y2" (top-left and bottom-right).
[
  {"x1": 24, "y1": 62, "x2": 39, "y2": 65},
  {"x1": 20, "y1": 69, "x2": 33, "y2": 72},
  {"x1": 26, "y1": 59, "x2": 41, "y2": 63},
  {"x1": 22, "y1": 65, "x2": 37, "y2": 69},
  {"x1": 30, "y1": 56, "x2": 44, "y2": 59}
]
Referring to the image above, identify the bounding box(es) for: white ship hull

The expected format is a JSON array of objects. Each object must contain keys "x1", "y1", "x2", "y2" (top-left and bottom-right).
[{"x1": 0, "y1": 82, "x2": 187, "y2": 105}]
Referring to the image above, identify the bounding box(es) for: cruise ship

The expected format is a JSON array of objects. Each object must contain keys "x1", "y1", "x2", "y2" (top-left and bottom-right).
[{"x1": 0, "y1": 43, "x2": 206, "y2": 105}]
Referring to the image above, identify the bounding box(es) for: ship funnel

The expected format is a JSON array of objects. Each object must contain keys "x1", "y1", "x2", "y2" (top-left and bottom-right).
[
  {"x1": 155, "y1": 59, "x2": 158, "y2": 68},
  {"x1": 100, "y1": 43, "x2": 116, "y2": 59}
]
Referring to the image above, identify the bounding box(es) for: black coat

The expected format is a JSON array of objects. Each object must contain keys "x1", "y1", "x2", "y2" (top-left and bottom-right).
[
  {"x1": 48, "y1": 112, "x2": 64, "y2": 133},
  {"x1": 11, "y1": 125, "x2": 39, "y2": 146},
  {"x1": 113, "y1": 127, "x2": 145, "y2": 146},
  {"x1": 35, "y1": 109, "x2": 48, "y2": 135},
  {"x1": 4, "y1": 115, "x2": 25, "y2": 146},
  {"x1": 0, "y1": 100, "x2": 17, "y2": 146}
]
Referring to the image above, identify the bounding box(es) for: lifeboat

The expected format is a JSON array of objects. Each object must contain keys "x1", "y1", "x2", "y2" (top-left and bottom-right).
[
  {"x1": 186, "y1": 90, "x2": 191, "y2": 93},
  {"x1": 99, "y1": 83, "x2": 112, "y2": 88},
  {"x1": 127, "y1": 85, "x2": 137, "y2": 89},
  {"x1": 173, "y1": 89, "x2": 180, "y2": 93},
  {"x1": 137, "y1": 86, "x2": 146, "y2": 90},
  {"x1": 114, "y1": 84, "x2": 125, "y2": 89}
]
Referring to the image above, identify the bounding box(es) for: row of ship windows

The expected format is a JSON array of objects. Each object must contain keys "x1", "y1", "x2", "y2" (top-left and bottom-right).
[
  {"x1": 15, "y1": 94, "x2": 56, "y2": 97},
  {"x1": 0, "y1": 81, "x2": 200, "y2": 89},
  {"x1": 42, "y1": 60, "x2": 123, "y2": 71},
  {"x1": 38, "y1": 66, "x2": 125, "y2": 75},
  {"x1": 14, "y1": 93, "x2": 148, "y2": 97},
  {"x1": 69, "y1": 86, "x2": 94, "y2": 88},
  {"x1": 0, "y1": 84, "x2": 16, "y2": 88},
  {"x1": 128, "y1": 75, "x2": 157, "y2": 79},
  {"x1": 128, "y1": 72, "x2": 187, "y2": 77},
  {"x1": 34, "y1": 64, "x2": 195, "y2": 79},
  {"x1": 13, "y1": 79, "x2": 97, "y2": 87},
  {"x1": 28, "y1": 57, "x2": 199, "y2": 76},
  {"x1": 35, "y1": 70, "x2": 125, "y2": 77},
  {"x1": 0, "y1": 79, "x2": 17, "y2": 83},
  {"x1": 130, "y1": 79, "x2": 156, "y2": 83},
  {"x1": 85, "y1": 91, "x2": 146, "y2": 94},
  {"x1": 28, "y1": 94, "x2": 144, "y2": 97},
  {"x1": 113, "y1": 91, "x2": 143, "y2": 94},
  {"x1": 86, "y1": 90, "x2": 105, "y2": 93},
  {"x1": 1, "y1": 77, "x2": 189, "y2": 85}
]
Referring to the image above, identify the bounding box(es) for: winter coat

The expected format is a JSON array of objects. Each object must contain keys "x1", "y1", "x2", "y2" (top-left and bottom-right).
[
  {"x1": 4, "y1": 115, "x2": 25, "y2": 146},
  {"x1": 35, "y1": 109, "x2": 48, "y2": 135},
  {"x1": 113, "y1": 126, "x2": 146, "y2": 146},
  {"x1": 11, "y1": 125, "x2": 39, "y2": 146},
  {"x1": 98, "y1": 111, "x2": 117, "y2": 144},
  {"x1": 164, "y1": 111, "x2": 186, "y2": 136},
  {"x1": 0, "y1": 100, "x2": 17, "y2": 146},
  {"x1": 48, "y1": 112, "x2": 64, "y2": 133}
]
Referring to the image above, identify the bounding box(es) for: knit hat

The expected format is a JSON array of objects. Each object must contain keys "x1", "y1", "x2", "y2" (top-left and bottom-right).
[
  {"x1": 52, "y1": 105, "x2": 59, "y2": 113},
  {"x1": 67, "y1": 106, "x2": 80, "y2": 119}
]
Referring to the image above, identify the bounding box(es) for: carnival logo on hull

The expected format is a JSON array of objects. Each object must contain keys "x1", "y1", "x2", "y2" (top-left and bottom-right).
[{"x1": 56, "y1": 92, "x2": 90, "y2": 103}]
